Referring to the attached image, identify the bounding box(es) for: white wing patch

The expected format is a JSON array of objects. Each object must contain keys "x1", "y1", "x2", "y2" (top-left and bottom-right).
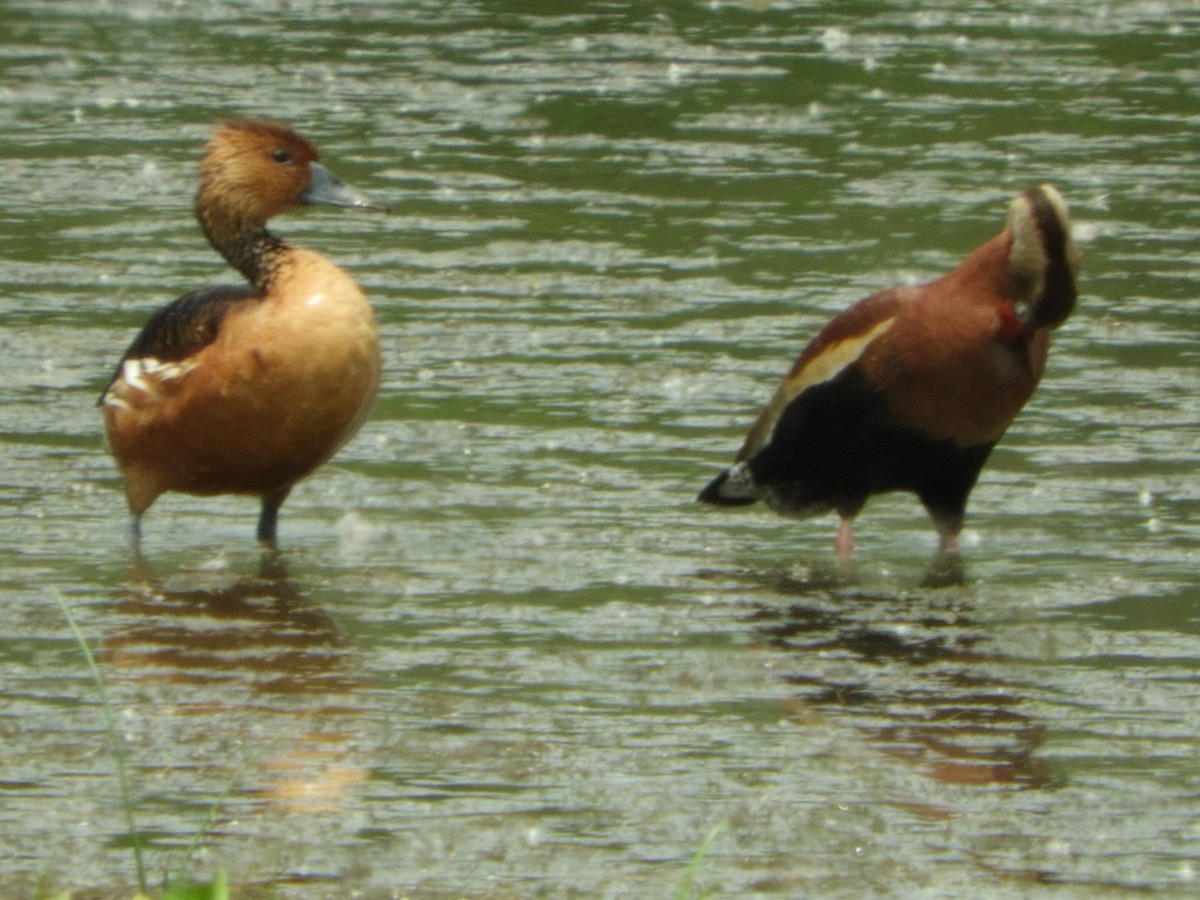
[
  {"x1": 102, "y1": 356, "x2": 197, "y2": 410},
  {"x1": 776, "y1": 316, "x2": 896, "y2": 408},
  {"x1": 739, "y1": 316, "x2": 897, "y2": 459}
]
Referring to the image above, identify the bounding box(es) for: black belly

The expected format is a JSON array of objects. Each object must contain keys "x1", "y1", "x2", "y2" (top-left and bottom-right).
[{"x1": 746, "y1": 367, "x2": 996, "y2": 523}]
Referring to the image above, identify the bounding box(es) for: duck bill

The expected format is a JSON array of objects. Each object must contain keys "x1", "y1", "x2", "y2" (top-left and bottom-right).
[{"x1": 300, "y1": 162, "x2": 389, "y2": 212}]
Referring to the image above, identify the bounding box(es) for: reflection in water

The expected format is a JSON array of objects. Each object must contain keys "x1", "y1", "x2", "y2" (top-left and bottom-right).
[
  {"x1": 740, "y1": 568, "x2": 1048, "y2": 790},
  {"x1": 102, "y1": 553, "x2": 369, "y2": 817}
]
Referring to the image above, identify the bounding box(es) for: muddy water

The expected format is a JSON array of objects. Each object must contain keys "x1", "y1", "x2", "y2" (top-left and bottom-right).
[{"x1": 1, "y1": 2, "x2": 1198, "y2": 897}]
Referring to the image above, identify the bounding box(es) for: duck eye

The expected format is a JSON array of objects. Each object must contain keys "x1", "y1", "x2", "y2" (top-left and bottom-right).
[{"x1": 271, "y1": 149, "x2": 292, "y2": 164}]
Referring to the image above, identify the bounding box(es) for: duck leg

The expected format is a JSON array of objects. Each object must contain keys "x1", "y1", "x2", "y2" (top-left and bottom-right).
[
  {"x1": 835, "y1": 518, "x2": 856, "y2": 557},
  {"x1": 257, "y1": 485, "x2": 292, "y2": 546}
]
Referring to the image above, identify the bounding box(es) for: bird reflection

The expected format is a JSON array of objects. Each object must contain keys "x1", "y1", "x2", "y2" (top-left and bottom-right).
[
  {"x1": 736, "y1": 567, "x2": 1048, "y2": 789},
  {"x1": 717, "y1": 547, "x2": 968, "y2": 592},
  {"x1": 103, "y1": 552, "x2": 370, "y2": 814}
]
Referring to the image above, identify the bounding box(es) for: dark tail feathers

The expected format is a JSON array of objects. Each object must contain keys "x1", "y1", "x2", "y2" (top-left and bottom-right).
[{"x1": 698, "y1": 470, "x2": 759, "y2": 506}]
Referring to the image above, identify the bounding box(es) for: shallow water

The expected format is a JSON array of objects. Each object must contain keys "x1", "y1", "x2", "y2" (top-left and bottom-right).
[{"x1": 1, "y1": 1, "x2": 1198, "y2": 897}]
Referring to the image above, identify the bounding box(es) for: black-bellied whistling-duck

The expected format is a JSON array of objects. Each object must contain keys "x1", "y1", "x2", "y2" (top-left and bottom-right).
[
  {"x1": 699, "y1": 184, "x2": 1080, "y2": 561},
  {"x1": 100, "y1": 119, "x2": 387, "y2": 547}
]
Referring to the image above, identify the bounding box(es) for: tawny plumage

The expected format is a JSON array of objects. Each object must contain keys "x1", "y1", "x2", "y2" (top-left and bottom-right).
[
  {"x1": 699, "y1": 185, "x2": 1080, "y2": 561},
  {"x1": 101, "y1": 119, "x2": 386, "y2": 546}
]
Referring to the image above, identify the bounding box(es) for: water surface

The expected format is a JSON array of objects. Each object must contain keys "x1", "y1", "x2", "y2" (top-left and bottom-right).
[{"x1": 1, "y1": 2, "x2": 1198, "y2": 897}]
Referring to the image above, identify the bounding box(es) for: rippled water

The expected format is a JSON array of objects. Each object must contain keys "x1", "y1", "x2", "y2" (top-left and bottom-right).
[{"x1": 2, "y1": 2, "x2": 1198, "y2": 897}]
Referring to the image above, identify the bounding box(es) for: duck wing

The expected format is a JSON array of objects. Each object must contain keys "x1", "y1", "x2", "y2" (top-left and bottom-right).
[{"x1": 99, "y1": 284, "x2": 258, "y2": 403}]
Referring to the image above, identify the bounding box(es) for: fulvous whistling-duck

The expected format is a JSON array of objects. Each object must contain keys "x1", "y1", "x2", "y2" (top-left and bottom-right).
[
  {"x1": 100, "y1": 119, "x2": 387, "y2": 547},
  {"x1": 699, "y1": 184, "x2": 1081, "y2": 562}
]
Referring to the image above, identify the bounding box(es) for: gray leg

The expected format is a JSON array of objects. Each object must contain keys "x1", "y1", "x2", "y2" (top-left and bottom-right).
[{"x1": 257, "y1": 486, "x2": 292, "y2": 546}]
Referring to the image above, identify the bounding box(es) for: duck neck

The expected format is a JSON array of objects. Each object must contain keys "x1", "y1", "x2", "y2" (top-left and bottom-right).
[{"x1": 197, "y1": 205, "x2": 290, "y2": 293}]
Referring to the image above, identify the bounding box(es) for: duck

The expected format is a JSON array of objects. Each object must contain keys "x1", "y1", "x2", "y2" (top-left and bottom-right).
[
  {"x1": 100, "y1": 119, "x2": 387, "y2": 547},
  {"x1": 699, "y1": 184, "x2": 1080, "y2": 562}
]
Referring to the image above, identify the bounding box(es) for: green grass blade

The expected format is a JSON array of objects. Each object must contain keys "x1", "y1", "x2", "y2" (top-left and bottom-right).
[
  {"x1": 173, "y1": 761, "x2": 246, "y2": 887},
  {"x1": 53, "y1": 590, "x2": 148, "y2": 893},
  {"x1": 674, "y1": 823, "x2": 722, "y2": 900}
]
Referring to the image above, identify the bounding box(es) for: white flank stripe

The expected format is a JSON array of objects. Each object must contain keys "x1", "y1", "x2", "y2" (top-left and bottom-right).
[{"x1": 116, "y1": 356, "x2": 196, "y2": 399}]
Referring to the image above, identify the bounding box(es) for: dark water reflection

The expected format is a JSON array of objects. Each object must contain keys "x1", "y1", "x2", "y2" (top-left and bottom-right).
[
  {"x1": 104, "y1": 558, "x2": 373, "y2": 842},
  {"x1": 107, "y1": 556, "x2": 352, "y2": 695},
  {"x1": 747, "y1": 576, "x2": 1050, "y2": 790}
]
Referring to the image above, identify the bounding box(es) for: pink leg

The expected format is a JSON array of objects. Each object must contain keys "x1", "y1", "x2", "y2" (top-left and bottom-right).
[
  {"x1": 938, "y1": 530, "x2": 959, "y2": 554},
  {"x1": 835, "y1": 518, "x2": 855, "y2": 557},
  {"x1": 925, "y1": 528, "x2": 965, "y2": 587}
]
